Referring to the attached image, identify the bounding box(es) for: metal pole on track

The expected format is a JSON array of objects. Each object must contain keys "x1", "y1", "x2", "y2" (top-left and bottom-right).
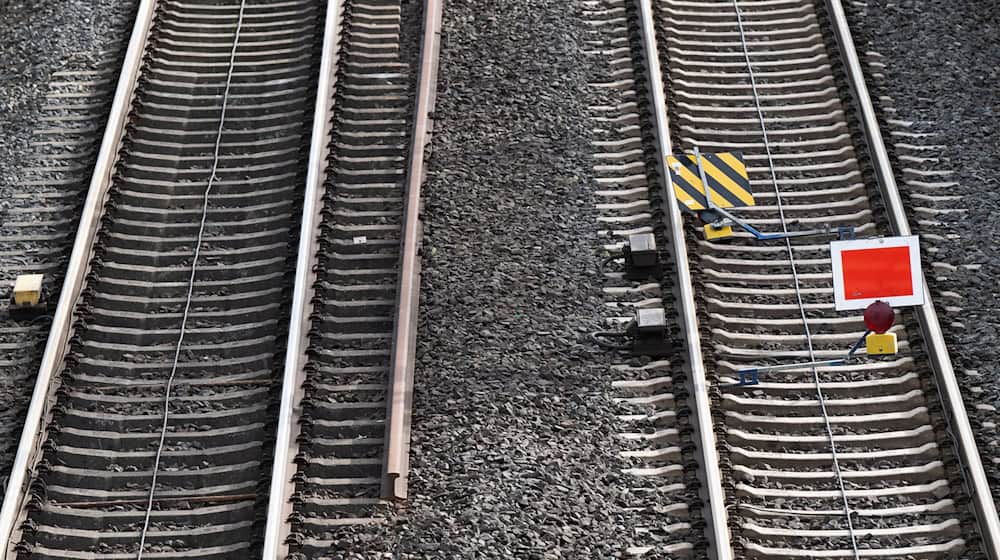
[{"x1": 382, "y1": 0, "x2": 445, "y2": 502}]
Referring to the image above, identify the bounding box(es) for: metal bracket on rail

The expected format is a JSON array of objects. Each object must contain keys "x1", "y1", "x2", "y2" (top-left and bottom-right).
[
  {"x1": 598, "y1": 233, "x2": 662, "y2": 281},
  {"x1": 701, "y1": 205, "x2": 855, "y2": 243},
  {"x1": 591, "y1": 308, "x2": 671, "y2": 358}
]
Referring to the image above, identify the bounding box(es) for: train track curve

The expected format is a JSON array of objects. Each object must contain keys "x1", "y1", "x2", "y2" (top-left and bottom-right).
[{"x1": 587, "y1": 0, "x2": 1000, "y2": 557}]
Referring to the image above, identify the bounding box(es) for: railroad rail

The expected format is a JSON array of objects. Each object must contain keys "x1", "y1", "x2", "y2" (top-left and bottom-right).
[
  {"x1": 263, "y1": 0, "x2": 442, "y2": 556},
  {"x1": 588, "y1": 0, "x2": 1000, "y2": 557},
  {"x1": 583, "y1": 0, "x2": 719, "y2": 555}
]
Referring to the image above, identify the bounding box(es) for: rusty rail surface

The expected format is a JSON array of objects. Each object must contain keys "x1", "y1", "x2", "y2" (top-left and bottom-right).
[{"x1": 383, "y1": 0, "x2": 444, "y2": 502}]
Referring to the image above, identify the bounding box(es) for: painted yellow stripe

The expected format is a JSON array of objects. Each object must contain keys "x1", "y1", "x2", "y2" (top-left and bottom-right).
[
  {"x1": 675, "y1": 157, "x2": 732, "y2": 208},
  {"x1": 673, "y1": 181, "x2": 705, "y2": 210},
  {"x1": 718, "y1": 152, "x2": 747, "y2": 177},
  {"x1": 667, "y1": 157, "x2": 705, "y2": 210},
  {"x1": 716, "y1": 152, "x2": 753, "y2": 205},
  {"x1": 701, "y1": 156, "x2": 755, "y2": 206}
]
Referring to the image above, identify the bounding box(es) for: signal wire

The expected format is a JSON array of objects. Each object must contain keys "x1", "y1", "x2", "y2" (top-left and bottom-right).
[
  {"x1": 135, "y1": 1, "x2": 248, "y2": 557},
  {"x1": 730, "y1": 1, "x2": 861, "y2": 557}
]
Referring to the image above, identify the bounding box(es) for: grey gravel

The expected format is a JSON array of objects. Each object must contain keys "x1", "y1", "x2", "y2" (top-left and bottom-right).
[
  {"x1": 387, "y1": 1, "x2": 634, "y2": 557},
  {"x1": 849, "y1": 0, "x2": 1000, "y2": 510},
  {"x1": 0, "y1": 0, "x2": 135, "y2": 476},
  {"x1": 0, "y1": 0, "x2": 127, "y2": 189}
]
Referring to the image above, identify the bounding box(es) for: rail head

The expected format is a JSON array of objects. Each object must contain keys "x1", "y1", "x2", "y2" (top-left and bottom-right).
[
  {"x1": 261, "y1": 0, "x2": 343, "y2": 557},
  {"x1": 822, "y1": 0, "x2": 1000, "y2": 556},
  {"x1": 0, "y1": 1, "x2": 159, "y2": 556},
  {"x1": 635, "y1": 0, "x2": 734, "y2": 558}
]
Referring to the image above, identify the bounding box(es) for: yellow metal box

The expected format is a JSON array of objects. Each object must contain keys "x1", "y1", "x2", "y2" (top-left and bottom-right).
[
  {"x1": 704, "y1": 224, "x2": 733, "y2": 240},
  {"x1": 13, "y1": 274, "x2": 44, "y2": 307},
  {"x1": 865, "y1": 332, "x2": 898, "y2": 355}
]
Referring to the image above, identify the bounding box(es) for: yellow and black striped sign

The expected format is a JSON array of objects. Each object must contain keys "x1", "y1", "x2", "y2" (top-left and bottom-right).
[{"x1": 667, "y1": 152, "x2": 754, "y2": 211}]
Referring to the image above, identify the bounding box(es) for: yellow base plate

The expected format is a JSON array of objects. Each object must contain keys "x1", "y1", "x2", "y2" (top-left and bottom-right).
[
  {"x1": 704, "y1": 224, "x2": 733, "y2": 240},
  {"x1": 866, "y1": 332, "x2": 898, "y2": 355}
]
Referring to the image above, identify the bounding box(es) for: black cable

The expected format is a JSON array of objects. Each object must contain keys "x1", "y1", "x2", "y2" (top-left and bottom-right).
[{"x1": 590, "y1": 330, "x2": 630, "y2": 350}]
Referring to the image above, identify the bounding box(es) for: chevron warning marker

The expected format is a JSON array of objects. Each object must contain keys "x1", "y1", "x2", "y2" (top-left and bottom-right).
[{"x1": 667, "y1": 152, "x2": 754, "y2": 212}]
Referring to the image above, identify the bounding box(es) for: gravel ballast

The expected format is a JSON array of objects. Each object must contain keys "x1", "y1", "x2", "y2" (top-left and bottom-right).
[
  {"x1": 0, "y1": 0, "x2": 135, "y2": 476},
  {"x1": 851, "y1": 0, "x2": 1000, "y2": 508},
  {"x1": 393, "y1": 0, "x2": 1000, "y2": 553},
  {"x1": 391, "y1": 1, "x2": 634, "y2": 557},
  {"x1": 0, "y1": 1, "x2": 129, "y2": 189}
]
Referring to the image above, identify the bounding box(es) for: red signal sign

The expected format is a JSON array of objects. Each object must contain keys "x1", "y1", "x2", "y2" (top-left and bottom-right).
[{"x1": 830, "y1": 236, "x2": 924, "y2": 311}]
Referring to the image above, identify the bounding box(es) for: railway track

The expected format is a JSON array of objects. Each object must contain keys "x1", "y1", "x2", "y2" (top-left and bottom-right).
[
  {"x1": 1, "y1": 0, "x2": 440, "y2": 557},
  {"x1": 1, "y1": 0, "x2": 994, "y2": 557},
  {"x1": 0, "y1": 0, "x2": 328, "y2": 556},
  {"x1": 264, "y1": 0, "x2": 441, "y2": 556},
  {"x1": 587, "y1": 0, "x2": 1000, "y2": 557}
]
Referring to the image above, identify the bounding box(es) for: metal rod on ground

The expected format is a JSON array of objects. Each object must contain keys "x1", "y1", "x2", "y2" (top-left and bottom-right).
[
  {"x1": 736, "y1": 331, "x2": 870, "y2": 379},
  {"x1": 0, "y1": 1, "x2": 158, "y2": 556},
  {"x1": 383, "y1": 0, "x2": 445, "y2": 501},
  {"x1": 823, "y1": 0, "x2": 1000, "y2": 555},
  {"x1": 692, "y1": 148, "x2": 832, "y2": 241},
  {"x1": 261, "y1": 0, "x2": 342, "y2": 557},
  {"x1": 709, "y1": 204, "x2": 831, "y2": 241},
  {"x1": 636, "y1": 0, "x2": 734, "y2": 557},
  {"x1": 740, "y1": 359, "x2": 847, "y2": 376}
]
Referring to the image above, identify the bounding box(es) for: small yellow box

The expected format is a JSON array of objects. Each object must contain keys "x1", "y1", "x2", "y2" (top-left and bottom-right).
[
  {"x1": 866, "y1": 332, "x2": 898, "y2": 355},
  {"x1": 13, "y1": 274, "x2": 44, "y2": 307},
  {"x1": 704, "y1": 224, "x2": 733, "y2": 240}
]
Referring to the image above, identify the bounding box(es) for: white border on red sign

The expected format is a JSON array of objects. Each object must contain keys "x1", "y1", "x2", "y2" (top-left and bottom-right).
[{"x1": 830, "y1": 235, "x2": 924, "y2": 311}]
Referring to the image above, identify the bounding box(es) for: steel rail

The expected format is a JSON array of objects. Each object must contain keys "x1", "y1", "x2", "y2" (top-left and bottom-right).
[
  {"x1": 261, "y1": 0, "x2": 342, "y2": 556},
  {"x1": 823, "y1": 0, "x2": 1000, "y2": 555},
  {"x1": 382, "y1": 0, "x2": 444, "y2": 501},
  {"x1": 0, "y1": 1, "x2": 159, "y2": 555},
  {"x1": 636, "y1": 0, "x2": 734, "y2": 557}
]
